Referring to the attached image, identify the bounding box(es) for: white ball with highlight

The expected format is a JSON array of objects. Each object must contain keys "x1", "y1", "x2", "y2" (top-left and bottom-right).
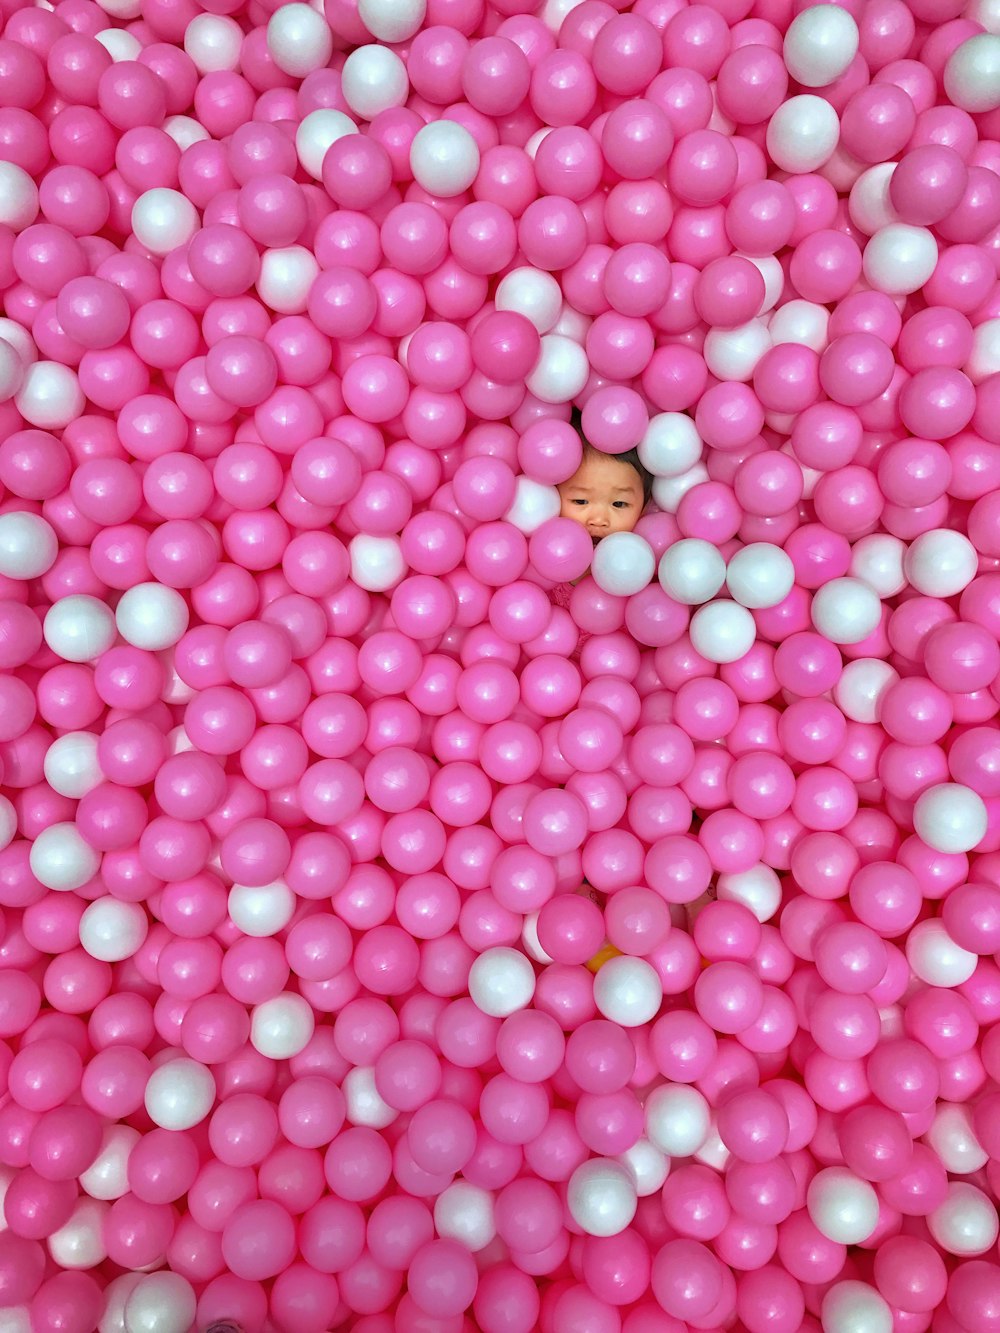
[
  {"x1": 266, "y1": 3, "x2": 333, "y2": 78},
  {"x1": 658, "y1": 538, "x2": 726, "y2": 606},
  {"x1": 341, "y1": 45, "x2": 409, "y2": 120},
  {"x1": 296, "y1": 109, "x2": 358, "y2": 180},
  {"x1": 821, "y1": 1281, "x2": 893, "y2": 1333},
  {"x1": 645, "y1": 1083, "x2": 710, "y2": 1157},
  {"x1": 591, "y1": 532, "x2": 656, "y2": 597},
  {"x1": 863, "y1": 224, "x2": 938, "y2": 296},
  {"x1": 766, "y1": 95, "x2": 840, "y2": 172},
  {"x1": 783, "y1": 4, "x2": 860, "y2": 87},
  {"x1": 116, "y1": 583, "x2": 189, "y2": 651},
  {"x1": 0, "y1": 511, "x2": 58, "y2": 580},
  {"x1": 80, "y1": 898, "x2": 149, "y2": 963},
  {"x1": 810, "y1": 577, "x2": 881, "y2": 644},
  {"x1": 593, "y1": 956, "x2": 662, "y2": 1027},
  {"x1": 123, "y1": 1271, "x2": 198, "y2": 1333},
  {"x1": 434, "y1": 1180, "x2": 496, "y2": 1251},
  {"x1": 726, "y1": 543, "x2": 795, "y2": 609},
  {"x1": 350, "y1": 534, "x2": 406, "y2": 591},
  {"x1": 144, "y1": 1057, "x2": 216, "y2": 1130},
  {"x1": 228, "y1": 879, "x2": 297, "y2": 938},
  {"x1": 567, "y1": 1159, "x2": 637, "y2": 1237},
  {"x1": 807, "y1": 1167, "x2": 879, "y2": 1245},
  {"x1": 945, "y1": 34, "x2": 1000, "y2": 112},
  {"x1": 14, "y1": 361, "x2": 85, "y2": 429},
  {"x1": 131, "y1": 189, "x2": 199, "y2": 257},
  {"x1": 689, "y1": 600, "x2": 757, "y2": 664},
  {"x1": 525, "y1": 335, "x2": 590, "y2": 404},
  {"x1": 468, "y1": 946, "x2": 536, "y2": 1017},
  {"x1": 495, "y1": 268, "x2": 563, "y2": 334},
  {"x1": 358, "y1": 0, "x2": 427, "y2": 43},
  {"x1": 639, "y1": 413, "x2": 703, "y2": 479},
  {"x1": 906, "y1": 917, "x2": 978, "y2": 988},
  {"x1": 913, "y1": 783, "x2": 988, "y2": 855},
  {"x1": 251, "y1": 992, "x2": 316, "y2": 1060},
  {"x1": 504, "y1": 477, "x2": 561, "y2": 534},
  {"x1": 904, "y1": 529, "x2": 978, "y2": 597},
  {"x1": 44, "y1": 732, "x2": 103, "y2": 798},
  {"x1": 29, "y1": 822, "x2": 101, "y2": 892}
]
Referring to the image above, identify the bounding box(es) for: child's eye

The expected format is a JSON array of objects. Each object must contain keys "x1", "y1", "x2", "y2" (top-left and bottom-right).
[
  {"x1": 613, "y1": 500, "x2": 631, "y2": 509},
  {"x1": 570, "y1": 498, "x2": 588, "y2": 506}
]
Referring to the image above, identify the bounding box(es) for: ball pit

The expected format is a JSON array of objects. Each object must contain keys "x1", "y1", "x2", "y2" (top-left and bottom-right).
[{"x1": 0, "y1": 0, "x2": 999, "y2": 1329}]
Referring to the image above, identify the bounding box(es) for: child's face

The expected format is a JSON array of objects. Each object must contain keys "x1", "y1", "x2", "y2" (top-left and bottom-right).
[{"x1": 557, "y1": 452, "x2": 645, "y2": 542}]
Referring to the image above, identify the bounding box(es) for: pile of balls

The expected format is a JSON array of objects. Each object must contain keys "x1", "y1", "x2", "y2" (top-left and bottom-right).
[{"x1": 0, "y1": 0, "x2": 999, "y2": 1327}]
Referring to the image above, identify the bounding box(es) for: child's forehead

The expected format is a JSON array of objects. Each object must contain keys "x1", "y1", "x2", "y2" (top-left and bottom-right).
[{"x1": 564, "y1": 452, "x2": 643, "y2": 489}]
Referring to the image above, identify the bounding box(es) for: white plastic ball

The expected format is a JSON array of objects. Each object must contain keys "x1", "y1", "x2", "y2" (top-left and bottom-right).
[
  {"x1": 645, "y1": 1083, "x2": 710, "y2": 1157},
  {"x1": 99, "y1": 1275, "x2": 144, "y2": 1333},
  {"x1": 593, "y1": 956, "x2": 662, "y2": 1027},
  {"x1": 848, "y1": 163, "x2": 898, "y2": 236},
  {"x1": 162, "y1": 117, "x2": 210, "y2": 151},
  {"x1": 228, "y1": 879, "x2": 297, "y2": 938},
  {"x1": 821, "y1": 1281, "x2": 893, "y2": 1333},
  {"x1": 912, "y1": 783, "x2": 989, "y2": 855},
  {"x1": 341, "y1": 45, "x2": 409, "y2": 120},
  {"x1": 966, "y1": 317, "x2": 1000, "y2": 383},
  {"x1": 525, "y1": 334, "x2": 589, "y2": 403},
  {"x1": 14, "y1": 361, "x2": 85, "y2": 429},
  {"x1": 79, "y1": 898, "x2": 149, "y2": 963},
  {"x1": 115, "y1": 583, "x2": 189, "y2": 651},
  {"x1": 639, "y1": 413, "x2": 704, "y2": 479},
  {"x1": 725, "y1": 543, "x2": 795, "y2": 609},
  {"x1": 80, "y1": 1126, "x2": 139, "y2": 1202},
  {"x1": 783, "y1": 4, "x2": 860, "y2": 87},
  {"x1": 591, "y1": 532, "x2": 656, "y2": 597},
  {"x1": 716, "y1": 864, "x2": 782, "y2": 922},
  {"x1": 131, "y1": 189, "x2": 199, "y2": 258},
  {"x1": 123, "y1": 1271, "x2": 198, "y2": 1333},
  {"x1": 0, "y1": 161, "x2": 38, "y2": 231},
  {"x1": 658, "y1": 538, "x2": 726, "y2": 606},
  {"x1": 703, "y1": 319, "x2": 772, "y2": 382},
  {"x1": 433, "y1": 1181, "x2": 497, "y2": 1251},
  {"x1": 766, "y1": 95, "x2": 840, "y2": 172},
  {"x1": 810, "y1": 576, "x2": 882, "y2": 644},
  {"x1": 295, "y1": 109, "x2": 358, "y2": 180},
  {"x1": 618, "y1": 1138, "x2": 670, "y2": 1197},
  {"x1": 144, "y1": 1057, "x2": 216, "y2": 1130},
  {"x1": 183, "y1": 14, "x2": 242, "y2": 72},
  {"x1": 0, "y1": 336, "x2": 24, "y2": 402},
  {"x1": 96, "y1": 0, "x2": 142, "y2": 17},
  {"x1": 863, "y1": 223, "x2": 938, "y2": 296},
  {"x1": 358, "y1": 0, "x2": 427, "y2": 42},
  {"x1": 48, "y1": 1196, "x2": 108, "y2": 1270},
  {"x1": 29, "y1": 822, "x2": 101, "y2": 892},
  {"x1": 567, "y1": 1159, "x2": 637, "y2": 1238},
  {"x1": 833, "y1": 658, "x2": 899, "y2": 725},
  {"x1": 349, "y1": 534, "x2": 406, "y2": 591},
  {"x1": 849, "y1": 533, "x2": 906, "y2": 597},
  {"x1": 95, "y1": 28, "x2": 143, "y2": 61},
  {"x1": 807, "y1": 1167, "x2": 879, "y2": 1245},
  {"x1": 550, "y1": 303, "x2": 591, "y2": 344},
  {"x1": 740, "y1": 254, "x2": 784, "y2": 313},
  {"x1": 0, "y1": 1308, "x2": 31, "y2": 1333},
  {"x1": 652, "y1": 462, "x2": 710, "y2": 514},
  {"x1": 522, "y1": 912, "x2": 554, "y2": 965},
  {"x1": 0, "y1": 797, "x2": 15, "y2": 853},
  {"x1": 468, "y1": 946, "x2": 536, "y2": 1017},
  {"x1": 43, "y1": 731, "x2": 103, "y2": 798},
  {"x1": 906, "y1": 916, "x2": 978, "y2": 989},
  {"x1": 524, "y1": 127, "x2": 554, "y2": 160},
  {"x1": 968, "y1": 0, "x2": 1000, "y2": 32},
  {"x1": 768, "y1": 299, "x2": 830, "y2": 351},
  {"x1": 0, "y1": 320, "x2": 37, "y2": 367},
  {"x1": 266, "y1": 3, "x2": 333, "y2": 78},
  {"x1": 689, "y1": 600, "x2": 757, "y2": 664},
  {"x1": 924, "y1": 1103, "x2": 989, "y2": 1175},
  {"x1": 928, "y1": 1181, "x2": 1000, "y2": 1256},
  {"x1": 343, "y1": 1066, "x2": 399, "y2": 1129},
  {"x1": 251, "y1": 992, "x2": 316, "y2": 1060},
  {"x1": 0, "y1": 511, "x2": 57, "y2": 580},
  {"x1": 694, "y1": 1121, "x2": 732, "y2": 1172},
  {"x1": 494, "y1": 267, "x2": 563, "y2": 334},
  {"x1": 504, "y1": 477, "x2": 561, "y2": 534},
  {"x1": 257, "y1": 245, "x2": 320, "y2": 315},
  {"x1": 945, "y1": 34, "x2": 1000, "y2": 112},
  {"x1": 903, "y1": 529, "x2": 978, "y2": 597}
]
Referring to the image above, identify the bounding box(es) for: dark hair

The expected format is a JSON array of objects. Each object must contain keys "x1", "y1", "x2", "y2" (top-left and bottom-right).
[{"x1": 570, "y1": 408, "x2": 654, "y2": 508}]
